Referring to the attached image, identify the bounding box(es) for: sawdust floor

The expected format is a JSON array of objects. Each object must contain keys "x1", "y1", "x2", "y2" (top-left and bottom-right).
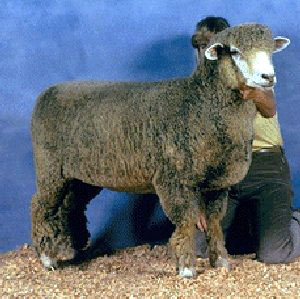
[{"x1": 1, "y1": 244, "x2": 300, "y2": 298}]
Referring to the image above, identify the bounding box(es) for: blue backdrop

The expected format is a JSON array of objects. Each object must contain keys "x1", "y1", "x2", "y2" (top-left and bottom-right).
[{"x1": 0, "y1": 0, "x2": 299, "y2": 253}]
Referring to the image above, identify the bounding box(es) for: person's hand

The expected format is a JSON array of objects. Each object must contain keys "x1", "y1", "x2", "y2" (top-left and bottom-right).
[
  {"x1": 238, "y1": 83, "x2": 276, "y2": 118},
  {"x1": 196, "y1": 213, "x2": 207, "y2": 232},
  {"x1": 238, "y1": 83, "x2": 267, "y2": 101}
]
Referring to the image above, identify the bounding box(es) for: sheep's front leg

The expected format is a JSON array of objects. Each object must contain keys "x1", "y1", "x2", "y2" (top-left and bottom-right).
[
  {"x1": 153, "y1": 174, "x2": 204, "y2": 278},
  {"x1": 170, "y1": 210, "x2": 198, "y2": 278},
  {"x1": 204, "y1": 189, "x2": 229, "y2": 269}
]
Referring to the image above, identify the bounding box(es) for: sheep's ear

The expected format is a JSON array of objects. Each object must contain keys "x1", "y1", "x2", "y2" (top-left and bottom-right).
[
  {"x1": 205, "y1": 43, "x2": 224, "y2": 60},
  {"x1": 273, "y1": 36, "x2": 290, "y2": 53}
]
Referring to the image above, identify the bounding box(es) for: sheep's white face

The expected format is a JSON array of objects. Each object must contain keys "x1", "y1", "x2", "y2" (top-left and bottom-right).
[
  {"x1": 205, "y1": 36, "x2": 290, "y2": 89},
  {"x1": 230, "y1": 48, "x2": 275, "y2": 88}
]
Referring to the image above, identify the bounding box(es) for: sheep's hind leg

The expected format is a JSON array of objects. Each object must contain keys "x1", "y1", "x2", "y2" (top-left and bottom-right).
[
  {"x1": 32, "y1": 179, "x2": 101, "y2": 269},
  {"x1": 204, "y1": 189, "x2": 229, "y2": 270},
  {"x1": 153, "y1": 176, "x2": 200, "y2": 278}
]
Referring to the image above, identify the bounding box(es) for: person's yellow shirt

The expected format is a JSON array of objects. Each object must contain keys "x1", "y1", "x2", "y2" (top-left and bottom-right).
[{"x1": 252, "y1": 112, "x2": 283, "y2": 151}]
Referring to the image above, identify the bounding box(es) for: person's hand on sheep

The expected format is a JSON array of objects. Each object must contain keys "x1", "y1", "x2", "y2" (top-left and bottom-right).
[
  {"x1": 238, "y1": 83, "x2": 276, "y2": 118},
  {"x1": 197, "y1": 213, "x2": 207, "y2": 232}
]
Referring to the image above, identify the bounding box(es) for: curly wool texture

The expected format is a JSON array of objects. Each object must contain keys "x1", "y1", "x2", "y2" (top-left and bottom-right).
[
  {"x1": 31, "y1": 24, "x2": 275, "y2": 275},
  {"x1": 209, "y1": 24, "x2": 274, "y2": 52}
]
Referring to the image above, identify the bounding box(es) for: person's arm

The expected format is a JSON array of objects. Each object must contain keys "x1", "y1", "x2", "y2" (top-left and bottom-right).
[{"x1": 239, "y1": 85, "x2": 276, "y2": 118}]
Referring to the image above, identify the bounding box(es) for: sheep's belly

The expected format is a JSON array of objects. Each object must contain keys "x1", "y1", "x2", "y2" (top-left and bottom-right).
[
  {"x1": 70, "y1": 171, "x2": 155, "y2": 194},
  {"x1": 106, "y1": 183, "x2": 155, "y2": 193},
  {"x1": 63, "y1": 153, "x2": 156, "y2": 193}
]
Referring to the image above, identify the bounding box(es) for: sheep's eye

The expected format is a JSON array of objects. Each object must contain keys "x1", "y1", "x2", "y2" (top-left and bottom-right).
[
  {"x1": 199, "y1": 43, "x2": 207, "y2": 49},
  {"x1": 230, "y1": 50, "x2": 240, "y2": 56}
]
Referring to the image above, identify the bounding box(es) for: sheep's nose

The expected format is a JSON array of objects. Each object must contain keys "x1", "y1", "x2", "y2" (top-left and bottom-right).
[{"x1": 261, "y1": 74, "x2": 275, "y2": 83}]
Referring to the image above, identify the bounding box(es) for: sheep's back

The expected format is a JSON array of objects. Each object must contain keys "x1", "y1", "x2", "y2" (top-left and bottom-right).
[{"x1": 32, "y1": 79, "x2": 190, "y2": 191}]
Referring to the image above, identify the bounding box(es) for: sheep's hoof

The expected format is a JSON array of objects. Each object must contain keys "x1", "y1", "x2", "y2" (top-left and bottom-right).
[
  {"x1": 213, "y1": 257, "x2": 230, "y2": 270},
  {"x1": 179, "y1": 266, "x2": 197, "y2": 278},
  {"x1": 40, "y1": 253, "x2": 58, "y2": 270}
]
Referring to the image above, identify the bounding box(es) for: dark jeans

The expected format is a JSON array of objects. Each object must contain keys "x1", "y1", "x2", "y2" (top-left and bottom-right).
[{"x1": 197, "y1": 149, "x2": 300, "y2": 263}]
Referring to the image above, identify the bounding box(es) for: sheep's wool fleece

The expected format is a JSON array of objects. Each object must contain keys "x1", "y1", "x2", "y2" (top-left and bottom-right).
[
  {"x1": 209, "y1": 24, "x2": 274, "y2": 53},
  {"x1": 30, "y1": 23, "x2": 271, "y2": 274}
]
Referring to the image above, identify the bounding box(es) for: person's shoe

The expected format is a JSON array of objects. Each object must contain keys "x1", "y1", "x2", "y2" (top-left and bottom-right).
[{"x1": 292, "y1": 208, "x2": 300, "y2": 224}]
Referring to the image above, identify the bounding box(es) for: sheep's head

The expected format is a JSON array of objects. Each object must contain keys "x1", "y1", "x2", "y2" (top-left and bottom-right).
[{"x1": 205, "y1": 24, "x2": 290, "y2": 89}]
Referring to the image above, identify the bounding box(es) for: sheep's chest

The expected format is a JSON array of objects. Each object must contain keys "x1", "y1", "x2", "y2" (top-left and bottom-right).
[{"x1": 195, "y1": 102, "x2": 256, "y2": 189}]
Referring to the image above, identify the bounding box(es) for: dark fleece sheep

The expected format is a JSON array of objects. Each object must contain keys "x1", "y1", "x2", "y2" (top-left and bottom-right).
[{"x1": 31, "y1": 24, "x2": 287, "y2": 277}]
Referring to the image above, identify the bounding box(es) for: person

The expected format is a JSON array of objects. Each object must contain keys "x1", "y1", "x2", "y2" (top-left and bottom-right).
[
  {"x1": 93, "y1": 17, "x2": 300, "y2": 264},
  {"x1": 192, "y1": 16, "x2": 300, "y2": 263}
]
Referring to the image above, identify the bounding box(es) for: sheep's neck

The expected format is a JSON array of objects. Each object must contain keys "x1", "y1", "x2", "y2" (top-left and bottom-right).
[{"x1": 191, "y1": 62, "x2": 242, "y2": 109}]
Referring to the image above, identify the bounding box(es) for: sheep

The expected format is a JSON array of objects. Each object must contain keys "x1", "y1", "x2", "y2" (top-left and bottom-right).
[{"x1": 31, "y1": 23, "x2": 290, "y2": 277}]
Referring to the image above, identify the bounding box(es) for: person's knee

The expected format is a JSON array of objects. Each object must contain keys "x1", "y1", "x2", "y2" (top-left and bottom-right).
[
  {"x1": 257, "y1": 240, "x2": 293, "y2": 264},
  {"x1": 258, "y1": 213, "x2": 300, "y2": 264},
  {"x1": 256, "y1": 248, "x2": 283, "y2": 264}
]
